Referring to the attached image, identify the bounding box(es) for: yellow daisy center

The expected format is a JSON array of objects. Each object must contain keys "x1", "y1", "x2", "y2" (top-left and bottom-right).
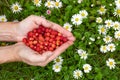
[
  {"x1": 1, "y1": 18, "x2": 5, "y2": 22},
  {"x1": 75, "y1": 18, "x2": 79, "y2": 22},
  {"x1": 98, "y1": 19, "x2": 101, "y2": 23},
  {"x1": 106, "y1": 37, "x2": 110, "y2": 41},
  {"x1": 76, "y1": 72, "x2": 80, "y2": 76},
  {"x1": 109, "y1": 62, "x2": 113, "y2": 65},
  {"x1": 84, "y1": 67, "x2": 88, "y2": 70},
  {"x1": 82, "y1": 53, "x2": 86, "y2": 57},
  {"x1": 107, "y1": 22, "x2": 111, "y2": 26},
  {"x1": 117, "y1": 9, "x2": 120, "y2": 14},
  {"x1": 47, "y1": 2, "x2": 51, "y2": 6},
  {"x1": 14, "y1": 6, "x2": 18, "y2": 10},
  {"x1": 117, "y1": 33, "x2": 120, "y2": 36},
  {"x1": 81, "y1": 13, "x2": 85, "y2": 16},
  {"x1": 56, "y1": 58, "x2": 60, "y2": 62},
  {"x1": 34, "y1": 0, "x2": 39, "y2": 4},
  {"x1": 103, "y1": 46, "x2": 106, "y2": 50},
  {"x1": 101, "y1": 27, "x2": 105, "y2": 32},
  {"x1": 114, "y1": 24, "x2": 118, "y2": 28},
  {"x1": 65, "y1": 26, "x2": 69, "y2": 30},
  {"x1": 55, "y1": 65, "x2": 59, "y2": 69},
  {"x1": 100, "y1": 7, "x2": 105, "y2": 12},
  {"x1": 55, "y1": 2, "x2": 59, "y2": 6},
  {"x1": 110, "y1": 46, "x2": 113, "y2": 49}
]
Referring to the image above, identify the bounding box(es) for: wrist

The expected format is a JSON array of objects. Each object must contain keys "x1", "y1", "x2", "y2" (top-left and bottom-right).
[
  {"x1": 0, "y1": 44, "x2": 21, "y2": 64},
  {"x1": 0, "y1": 22, "x2": 19, "y2": 42}
]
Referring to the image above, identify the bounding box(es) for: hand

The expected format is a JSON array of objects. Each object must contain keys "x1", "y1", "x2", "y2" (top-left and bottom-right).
[
  {"x1": 14, "y1": 42, "x2": 53, "y2": 66},
  {"x1": 15, "y1": 15, "x2": 52, "y2": 41},
  {"x1": 15, "y1": 15, "x2": 75, "y2": 66}
]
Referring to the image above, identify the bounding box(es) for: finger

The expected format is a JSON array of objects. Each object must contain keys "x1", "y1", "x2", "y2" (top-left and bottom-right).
[
  {"x1": 67, "y1": 36, "x2": 76, "y2": 42},
  {"x1": 30, "y1": 15, "x2": 52, "y2": 28},
  {"x1": 43, "y1": 41, "x2": 73, "y2": 65}
]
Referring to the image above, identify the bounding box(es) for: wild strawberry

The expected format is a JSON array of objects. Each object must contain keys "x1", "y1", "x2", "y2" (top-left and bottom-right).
[
  {"x1": 23, "y1": 38, "x2": 27, "y2": 43},
  {"x1": 23, "y1": 25, "x2": 68, "y2": 53},
  {"x1": 51, "y1": 44, "x2": 56, "y2": 49},
  {"x1": 38, "y1": 35, "x2": 44, "y2": 41},
  {"x1": 58, "y1": 33, "x2": 62, "y2": 36},
  {"x1": 56, "y1": 36, "x2": 61, "y2": 41},
  {"x1": 28, "y1": 37, "x2": 34, "y2": 41},
  {"x1": 45, "y1": 37, "x2": 50, "y2": 41},
  {"x1": 27, "y1": 31, "x2": 33, "y2": 37},
  {"x1": 33, "y1": 40, "x2": 38, "y2": 45},
  {"x1": 62, "y1": 37, "x2": 68, "y2": 42}
]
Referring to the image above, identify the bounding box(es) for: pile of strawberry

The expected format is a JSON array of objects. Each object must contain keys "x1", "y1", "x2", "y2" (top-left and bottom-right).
[{"x1": 23, "y1": 25, "x2": 68, "y2": 54}]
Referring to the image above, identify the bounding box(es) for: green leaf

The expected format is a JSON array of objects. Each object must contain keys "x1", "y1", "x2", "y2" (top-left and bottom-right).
[
  {"x1": 65, "y1": 5, "x2": 73, "y2": 11},
  {"x1": 62, "y1": 0, "x2": 69, "y2": 4},
  {"x1": 64, "y1": 75, "x2": 69, "y2": 80},
  {"x1": 95, "y1": 73, "x2": 103, "y2": 80}
]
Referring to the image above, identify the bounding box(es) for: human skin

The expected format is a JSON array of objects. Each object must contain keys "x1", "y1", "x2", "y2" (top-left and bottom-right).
[{"x1": 0, "y1": 15, "x2": 75, "y2": 66}]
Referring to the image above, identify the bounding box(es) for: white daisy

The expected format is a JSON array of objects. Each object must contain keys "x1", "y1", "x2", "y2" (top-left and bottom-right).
[
  {"x1": 106, "y1": 58, "x2": 116, "y2": 69},
  {"x1": 113, "y1": 21, "x2": 120, "y2": 30},
  {"x1": 77, "y1": 49, "x2": 88, "y2": 60},
  {"x1": 73, "y1": 69, "x2": 83, "y2": 79},
  {"x1": 71, "y1": 14, "x2": 82, "y2": 25},
  {"x1": 11, "y1": 2, "x2": 22, "y2": 13},
  {"x1": 105, "y1": 20, "x2": 113, "y2": 28},
  {"x1": 83, "y1": 64, "x2": 92, "y2": 73},
  {"x1": 98, "y1": 25, "x2": 107, "y2": 35},
  {"x1": 107, "y1": 43, "x2": 116, "y2": 52},
  {"x1": 78, "y1": 0, "x2": 83, "y2": 4},
  {"x1": 103, "y1": 35, "x2": 112, "y2": 44},
  {"x1": 45, "y1": 0, "x2": 54, "y2": 8},
  {"x1": 100, "y1": 45, "x2": 108, "y2": 53},
  {"x1": 77, "y1": 49, "x2": 84, "y2": 54},
  {"x1": 0, "y1": 15, "x2": 7, "y2": 22},
  {"x1": 53, "y1": 63, "x2": 62, "y2": 72},
  {"x1": 63, "y1": 22, "x2": 72, "y2": 31},
  {"x1": 33, "y1": 0, "x2": 42, "y2": 7},
  {"x1": 114, "y1": 7, "x2": 120, "y2": 17},
  {"x1": 88, "y1": 42, "x2": 92, "y2": 45},
  {"x1": 109, "y1": 3, "x2": 112, "y2": 6},
  {"x1": 91, "y1": 4, "x2": 94, "y2": 7},
  {"x1": 53, "y1": 56, "x2": 63, "y2": 65},
  {"x1": 96, "y1": 17, "x2": 103, "y2": 23},
  {"x1": 79, "y1": 10, "x2": 88, "y2": 18},
  {"x1": 97, "y1": 36, "x2": 101, "y2": 39},
  {"x1": 89, "y1": 37, "x2": 95, "y2": 42},
  {"x1": 114, "y1": 30, "x2": 120, "y2": 40},
  {"x1": 115, "y1": 0, "x2": 120, "y2": 8},
  {"x1": 98, "y1": 6, "x2": 107, "y2": 15},
  {"x1": 54, "y1": 0, "x2": 62, "y2": 8}
]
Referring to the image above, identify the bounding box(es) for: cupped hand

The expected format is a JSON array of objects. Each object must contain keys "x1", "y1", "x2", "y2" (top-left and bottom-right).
[
  {"x1": 14, "y1": 42, "x2": 53, "y2": 66},
  {"x1": 15, "y1": 15, "x2": 75, "y2": 66},
  {"x1": 15, "y1": 15, "x2": 52, "y2": 41}
]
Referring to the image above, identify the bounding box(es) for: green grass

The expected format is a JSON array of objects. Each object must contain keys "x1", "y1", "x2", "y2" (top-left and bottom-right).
[{"x1": 0, "y1": 0, "x2": 120, "y2": 80}]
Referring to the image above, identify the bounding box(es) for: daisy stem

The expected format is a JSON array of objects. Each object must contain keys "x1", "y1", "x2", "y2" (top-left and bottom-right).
[
  {"x1": 5, "y1": 0, "x2": 10, "y2": 7},
  {"x1": 88, "y1": 54, "x2": 97, "y2": 56}
]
